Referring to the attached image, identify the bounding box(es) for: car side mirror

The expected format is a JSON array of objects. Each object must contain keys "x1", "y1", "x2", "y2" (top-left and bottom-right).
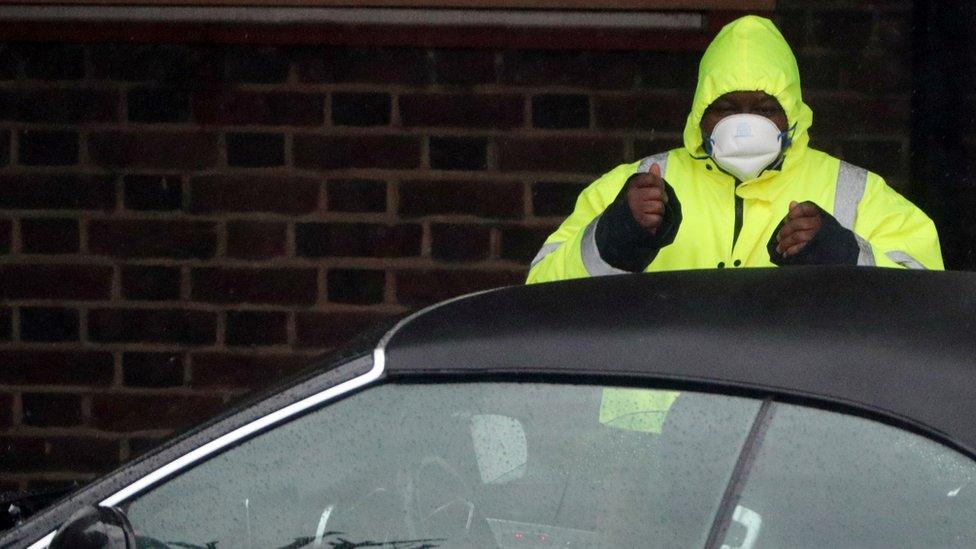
[
  {"x1": 470, "y1": 414, "x2": 528, "y2": 484},
  {"x1": 49, "y1": 505, "x2": 137, "y2": 549}
]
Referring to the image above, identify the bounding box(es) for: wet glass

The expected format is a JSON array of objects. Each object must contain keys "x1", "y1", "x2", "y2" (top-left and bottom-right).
[
  {"x1": 729, "y1": 403, "x2": 976, "y2": 548},
  {"x1": 122, "y1": 383, "x2": 760, "y2": 548}
]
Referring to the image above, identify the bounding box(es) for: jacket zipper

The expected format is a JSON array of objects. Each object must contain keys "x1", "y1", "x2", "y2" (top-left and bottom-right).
[{"x1": 732, "y1": 183, "x2": 744, "y2": 251}]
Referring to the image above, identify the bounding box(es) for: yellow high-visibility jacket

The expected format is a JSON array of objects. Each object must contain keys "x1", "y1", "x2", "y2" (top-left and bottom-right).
[{"x1": 528, "y1": 16, "x2": 943, "y2": 284}]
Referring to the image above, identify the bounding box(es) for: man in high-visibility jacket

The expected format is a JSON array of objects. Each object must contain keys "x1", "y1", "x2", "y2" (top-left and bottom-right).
[
  {"x1": 528, "y1": 15, "x2": 942, "y2": 284},
  {"x1": 528, "y1": 15, "x2": 943, "y2": 434}
]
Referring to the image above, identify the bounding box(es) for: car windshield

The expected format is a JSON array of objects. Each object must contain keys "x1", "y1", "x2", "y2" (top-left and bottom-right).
[{"x1": 122, "y1": 383, "x2": 761, "y2": 548}]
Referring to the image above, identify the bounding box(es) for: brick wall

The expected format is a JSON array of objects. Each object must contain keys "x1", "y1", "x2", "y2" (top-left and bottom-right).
[{"x1": 0, "y1": 2, "x2": 919, "y2": 490}]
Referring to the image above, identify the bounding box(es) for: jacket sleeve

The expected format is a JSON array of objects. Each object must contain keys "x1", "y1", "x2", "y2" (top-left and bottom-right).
[
  {"x1": 526, "y1": 163, "x2": 635, "y2": 284},
  {"x1": 851, "y1": 174, "x2": 944, "y2": 270}
]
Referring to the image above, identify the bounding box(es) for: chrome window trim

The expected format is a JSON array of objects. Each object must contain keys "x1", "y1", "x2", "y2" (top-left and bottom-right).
[{"x1": 26, "y1": 288, "x2": 497, "y2": 549}]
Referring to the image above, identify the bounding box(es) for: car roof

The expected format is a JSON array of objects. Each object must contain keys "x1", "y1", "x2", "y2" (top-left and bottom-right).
[{"x1": 384, "y1": 267, "x2": 976, "y2": 455}]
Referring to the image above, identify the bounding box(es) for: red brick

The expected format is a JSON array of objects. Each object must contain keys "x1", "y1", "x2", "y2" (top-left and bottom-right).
[
  {"x1": 594, "y1": 93, "x2": 692, "y2": 132},
  {"x1": 88, "y1": 131, "x2": 218, "y2": 169},
  {"x1": 636, "y1": 51, "x2": 701, "y2": 90},
  {"x1": 124, "y1": 175, "x2": 183, "y2": 211},
  {"x1": 0, "y1": 308, "x2": 10, "y2": 341},
  {"x1": 295, "y1": 223, "x2": 421, "y2": 258},
  {"x1": 295, "y1": 46, "x2": 431, "y2": 85},
  {"x1": 0, "y1": 264, "x2": 112, "y2": 300},
  {"x1": 88, "y1": 220, "x2": 217, "y2": 259},
  {"x1": 0, "y1": 350, "x2": 114, "y2": 386},
  {"x1": 501, "y1": 50, "x2": 638, "y2": 89},
  {"x1": 193, "y1": 91, "x2": 324, "y2": 126},
  {"x1": 88, "y1": 308, "x2": 217, "y2": 345},
  {"x1": 22, "y1": 393, "x2": 83, "y2": 427},
  {"x1": 431, "y1": 223, "x2": 491, "y2": 262},
  {"x1": 634, "y1": 138, "x2": 684, "y2": 160},
  {"x1": 295, "y1": 312, "x2": 391, "y2": 349},
  {"x1": 226, "y1": 221, "x2": 287, "y2": 260},
  {"x1": 499, "y1": 224, "x2": 558, "y2": 264},
  {"x1": 19, "y1": 307, "x2": 79, "y2": 342},
  {"x1": 531, "y1": 181, "x2": 587, "y2": 217},
  {"x1": 91, "y1": 43, "x2": 218, "y2": 82},
  {"x1": 399, "y1": 180, "x2": 524, "y2": 219},
  {"x1": 191, "y1": 268, "x2": 318, "y2": 305},
  {"x1": 18, "y1": 44, "x2": 84, "y2": 80},
  {"x1": 327, "y1": 268, "x2": 385, "y2": 304},
  {"x1": 0, "y1": 393, "x2": 11, "y2": 428},
  {"x1": 293, "y1": 135, "x2": 421, "y2": 170},
  {"x1": 0, "y1": 174, "x2": 115, "y2": 210},
  {"x1": 327, "y1": 179, "x2": 387, "y2": 213},
  {"x1": 0, "y1": 219, "x2": 12, "y2": 253},
  {"x1": 21, "y1": 218, "x2": 79, "y2": 254},
  {"x1": 189, "y1": 175, "x2": 319, "y2": 214},
  {"x1": 123, "y1": 352, "x2": 184, "y2": 388},
  {"x1": 806, "y1": 94, "x2": 910, "y2": 135},
  {"x1": 121, "y1": 265, "x2": 181, "y2": 301},
  {"x1": 1, "y1": 436, "x2": 119, "y2": 472},
  {"x1": 128, "y1": 436, "x2": 167, "y2": 458},
  {"x1": 226, "y1": 310, "x2": 288, "y2": 346},
  {"x1": 497, "y1": 137, "x2": 625, "y2": 173},
  {"x1": 0, "y1": 89, "x2": 118, "y2": 123},
  {"x1": 400, "y1": 94, "x2": 523, "y2": 129},
  {"x1": 433, "y1": 49, "x2": 497, "y2": 86},
  {"x1": 17, "y1": 130, "x2": 78, "y2": 166},
  {"x1": 224, "y1": 45, "x2": 290, "y2": 83},
  {"x1": 395, "y1": 269, "x2": 525, "y2": 308},
  {"x1": 191, "y1": 352, "x2": 310, "y2": 388},
  {"x1": 91, "y1": 394, "x2": 224, "y2": 432}
]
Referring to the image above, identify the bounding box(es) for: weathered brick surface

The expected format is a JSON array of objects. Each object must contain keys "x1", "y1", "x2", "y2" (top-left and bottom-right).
[
  {"x1": 0, "y1": 4, "x2": 925, "y2": 488},
  {"x1": 89, "y1": 131, "x2": 219, "y2": 169},
  {"x1": 18, "y1": 130, "x2": 78, "y2": 166},
  {"x1": 327, "y1": 268, "x2": 385, "y2": 304},
  {"x1": 19, "y1": 307, "x2": 79, "y2": 342},
  {"x1": 226, "y1": 221, "x2": 287, "y2": 259},
  {"x1": 121, "y1": 265, "x2": 181, "y2": 301},
  {"x1": 193, "y1": 91, "x2": 324, "y2": 126},
  {"x1": 91, "y1": 394, "x2": 224, "y2": 431},
  {"x1": 225, "y1": 310, "x2": 288, "y2": 346},
  {"x1": 21, "y1": 217, "x2": 79, "y2": 254},
  {"x1": 399, "y1": 180, "x2": 523, "y2": 218},
  {"x1": 328, "y1": 179, "x2": 386, "y2": 212},
  {"x1": 123, "y1": 175, "x2": 183, "y2": 211},
  {"x1": 293, "y1": 135, "x2": 422, "y2": 170},
  {"x1": 191, "y1": 268, "x2": 318, "y2": 305},
  {"x1": 0, "y1": 265, "x2": 112, "y2": 300},
  {"x1": 190, "y1": 175, "x2": 318, "y2": 214},
  {"x1": 0, "y1": 174, "x2": 114, "y2": 210},
  {"x1": 190, "y1": 352, "x2": 310, "y2": 388},
  {"x1": 122, "y1": 352, "x2": 185, "y2": 388},
  {"x1": 89, "y1": 220, "x2": 217, "y2": 259},
  {"x1": 0, "y1": 351, "x2": 114, "y2": 386},
  {"x1": 22, "y1": 393, "x2": 83, "y2": 427},
  {"x1": 296, "y1": 223, "x2": 422, "y2": 258},
  {"x1": 88, "y1": 308, "x2": 217, "y2": 344},
  {"x1": 400, "y1": 94, "x2": 524, "y2": 129}
]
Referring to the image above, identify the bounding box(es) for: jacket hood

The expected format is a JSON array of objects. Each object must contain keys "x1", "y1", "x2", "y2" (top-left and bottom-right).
[{"x1": 683, "y1": 15, "x2": 813, "y2": 161}]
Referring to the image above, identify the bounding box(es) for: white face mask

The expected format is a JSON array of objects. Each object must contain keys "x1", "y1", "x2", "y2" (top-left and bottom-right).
[{"x1": 706, "y1": 113, "x2": 789, "y2": 182}]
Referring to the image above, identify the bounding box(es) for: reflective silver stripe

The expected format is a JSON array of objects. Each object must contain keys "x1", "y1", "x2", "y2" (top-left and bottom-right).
[
  {"x1": 581, "y1": 214, "x2": 628, "y2": 276},
  {"x1": 833, "y1": 161, "x2": 868, "y2": 231},
  {"x1": 530, "y1": 241, "x2": 562, "y2": 268},
  {"x1": 637, "y1": 152, "x2": 669, "y2": 176},
  {"x1": 886, "y1": 251, "x2": 927, "y2": 270},
  {"x1": 855, "y1": 234, "x2": 876, "y2": 266}
]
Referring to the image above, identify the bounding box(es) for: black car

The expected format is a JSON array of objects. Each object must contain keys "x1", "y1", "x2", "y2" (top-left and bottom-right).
[{"x1": 3, "y1": 267, "x2": 976, "y2": 549}]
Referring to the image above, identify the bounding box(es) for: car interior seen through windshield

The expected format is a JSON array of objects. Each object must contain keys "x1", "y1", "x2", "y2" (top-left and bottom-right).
[{"x1": 120, "y1": 382, "x2": 976, "y2": 548}]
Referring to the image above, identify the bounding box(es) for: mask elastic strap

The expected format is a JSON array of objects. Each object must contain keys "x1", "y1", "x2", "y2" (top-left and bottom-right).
[{"x1": 779, "y1": 122, "x2": 798, "y2": 150}]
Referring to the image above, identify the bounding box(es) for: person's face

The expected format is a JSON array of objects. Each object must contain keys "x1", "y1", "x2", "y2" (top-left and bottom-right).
[{"x1": 700, "y1": 91, "x2": 788, "y2": 138}]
